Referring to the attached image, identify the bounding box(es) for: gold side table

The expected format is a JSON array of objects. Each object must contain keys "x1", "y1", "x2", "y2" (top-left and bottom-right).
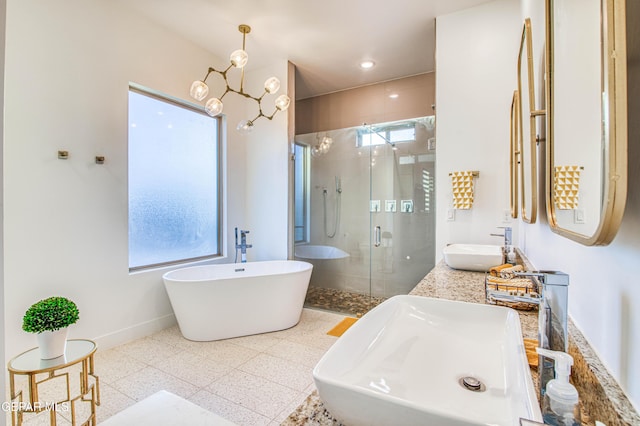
[{"x1": 7, "y1": 339, "x2": 100, "y2": 426}]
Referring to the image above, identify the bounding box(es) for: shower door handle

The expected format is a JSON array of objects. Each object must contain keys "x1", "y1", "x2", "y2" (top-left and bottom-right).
[{"x1": 374, "y1": 226, "x2": 381, "y2": 247}]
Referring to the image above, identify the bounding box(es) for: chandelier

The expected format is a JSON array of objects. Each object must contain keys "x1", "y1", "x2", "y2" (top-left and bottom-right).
[
  {"x1": 311, "y1": 133, "x2": 333, "y2": 157},
  {"x1": 189, "y1": 24, "x2": 291, "y2": 134}
]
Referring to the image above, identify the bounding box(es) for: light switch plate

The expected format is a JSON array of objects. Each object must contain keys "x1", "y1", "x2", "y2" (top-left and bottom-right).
[{"x1": 447, "y1": 208, "x2": 455, "y2": 221}]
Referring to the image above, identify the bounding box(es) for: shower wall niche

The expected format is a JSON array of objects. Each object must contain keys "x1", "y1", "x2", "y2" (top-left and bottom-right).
[{"x1": 294, "y1": 117, "x2": 436, "y2": 315}]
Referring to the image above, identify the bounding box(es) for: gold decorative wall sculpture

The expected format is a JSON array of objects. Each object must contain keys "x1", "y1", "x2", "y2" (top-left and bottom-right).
[
  {"x1": 554, "y1": 165, "x2": 581, "y2": 209},
  {"x1": 450, "y1": 171, "x2": 479, "y2": 210}
]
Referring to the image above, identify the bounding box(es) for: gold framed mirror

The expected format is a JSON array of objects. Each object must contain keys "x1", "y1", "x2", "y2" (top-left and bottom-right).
[
  {"x1": 510, "y1": 90, "x2": 519, "y2": 219},
  {"x1": 517, "y1": 18, "x2": 539, "y2": 224},
  {"x1": 545, "y1": 0, "x2": 627, "y2": 245}
]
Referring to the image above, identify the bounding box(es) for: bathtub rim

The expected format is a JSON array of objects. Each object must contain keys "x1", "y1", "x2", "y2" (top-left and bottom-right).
[{"x1": 162, "y1": 259, "x2": 313, "y2": 283}]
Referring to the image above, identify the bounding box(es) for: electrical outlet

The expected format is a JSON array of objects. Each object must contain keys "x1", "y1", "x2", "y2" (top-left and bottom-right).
[
  {"x1": 574, "y1": 209, "x2": 585, "y2": 224},
  {"x1": 502, "y1": 209, "x2": 512, "y2": 223},
  {"x1": 447, "y1": 208, "x2": 455, "y2": 221}
]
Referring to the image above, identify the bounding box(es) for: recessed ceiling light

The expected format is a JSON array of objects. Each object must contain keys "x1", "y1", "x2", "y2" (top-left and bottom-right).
[
  {"x1": 360, "y1": 60, "x2": 375, "y2": 69},
  {"x1": 389, "y1": 93, "x2": 399, "y2": 99}
]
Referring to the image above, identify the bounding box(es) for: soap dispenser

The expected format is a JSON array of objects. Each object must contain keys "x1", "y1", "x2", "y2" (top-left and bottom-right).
[
  {"x1": 536, "y1": 348, "x2": 582, "y2": 426},
  {"x1": 506, "y1": 246, "x2": 517, "y2": 264}
]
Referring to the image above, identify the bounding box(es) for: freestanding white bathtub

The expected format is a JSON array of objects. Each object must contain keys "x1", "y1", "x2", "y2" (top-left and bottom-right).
[{"x1": 162, "y1": 260, "x2": 313, "y2": 341}]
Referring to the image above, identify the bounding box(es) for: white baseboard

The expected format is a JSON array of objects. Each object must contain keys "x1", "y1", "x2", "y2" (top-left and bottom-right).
[{"x1": 92, "y1": 314, "x2": 177, "y2": 350}]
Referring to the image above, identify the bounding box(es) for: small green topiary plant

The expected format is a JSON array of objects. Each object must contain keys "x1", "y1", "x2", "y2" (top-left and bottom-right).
[{"x1": 22, "y1": 296, "x2": 80, "y2": 334}]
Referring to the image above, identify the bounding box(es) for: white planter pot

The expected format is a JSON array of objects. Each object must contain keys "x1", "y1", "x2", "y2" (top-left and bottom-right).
[{"x1": 37, "y1": 328, "x2": 68, "y2": 359}]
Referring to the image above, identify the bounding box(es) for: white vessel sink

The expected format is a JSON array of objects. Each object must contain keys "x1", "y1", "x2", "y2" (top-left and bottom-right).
[
  {"x1": 313, "y1": 295, "x2": 541, "y2": 426},
  {"x1": 443, "y1": 243, "x2": 504, "y2": 272}
]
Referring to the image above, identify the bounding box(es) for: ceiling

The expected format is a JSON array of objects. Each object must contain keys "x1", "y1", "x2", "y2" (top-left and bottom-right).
[{"x1": 119, "y1": 0, "x2": 495, "y2": 100}]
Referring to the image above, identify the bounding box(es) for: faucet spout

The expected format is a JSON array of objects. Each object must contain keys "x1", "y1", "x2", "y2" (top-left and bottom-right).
[
  {"x1": 514, "y1": 270, "x2": 569, "y2": 402},
  {"x1": 235, "y1": 228, "x2": 252, "y2": 263},
  {"x1": 490, "y1": 226, "x2": 512, "y2": 255}
]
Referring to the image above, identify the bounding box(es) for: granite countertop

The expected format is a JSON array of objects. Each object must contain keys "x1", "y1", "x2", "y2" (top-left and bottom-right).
[
  {"x1": 283, "y1": 260, "x2": 639, "y2": 426},
  {"x1": 406, "y1": 260, "x2": 539, "y2": 340}
]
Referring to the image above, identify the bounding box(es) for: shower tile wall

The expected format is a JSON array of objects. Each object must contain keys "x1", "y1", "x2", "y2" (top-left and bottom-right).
[{"x1": 296, "y1": 118, "x2": 436, "y2": 307}]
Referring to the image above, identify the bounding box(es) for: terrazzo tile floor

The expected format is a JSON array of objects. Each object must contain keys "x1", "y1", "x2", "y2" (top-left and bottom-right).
[{"x1": 12, "y1": 308, "x2": 347, "y2": 426}]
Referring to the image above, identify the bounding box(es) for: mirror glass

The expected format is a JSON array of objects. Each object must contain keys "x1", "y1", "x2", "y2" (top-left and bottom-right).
[
  {"x1": 510, "y1": 90, "x2": 519, "y2": 219},
  {"x1": 517, "y1": 18, "x2": 537, "y2": 224},
  {"x1": 547, "y1": 0, "x2": 627, "y2": 244}
]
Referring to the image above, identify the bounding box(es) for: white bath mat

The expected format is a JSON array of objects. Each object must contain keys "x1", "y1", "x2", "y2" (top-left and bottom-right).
[{"x1": 100, "y1": 390, "x2": 237, "y2": 426}]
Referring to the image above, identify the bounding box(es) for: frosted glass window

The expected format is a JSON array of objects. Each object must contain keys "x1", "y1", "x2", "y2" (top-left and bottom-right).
[
  {"x1": 128, "y1": 87, "x2": 221, "y2": 270},
  {"x1": 388, "y1": 127, "x2": 415, "y2": 143},
  {"x1": 357, "y1": 122, "x2": 416, "y2": 147},
  {"x1": 359, "y1": 132, "x2": 387, "y2": 147}
]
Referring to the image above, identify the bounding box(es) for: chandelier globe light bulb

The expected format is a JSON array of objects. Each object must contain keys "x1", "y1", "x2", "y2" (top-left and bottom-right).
[
  {"x1": 275, "y1": 94, "x2": 291, "y2": 111},
  {"x1": 190, "y1": 80, "x2": 209, "y2": 101},
  {"x1": 237, "y1": 120, "x2": 254, "y2": 134},
  {"x1": 230, "y1": 49, "x2": 248, "y2": 68},
  {"x1": 204, "y1": 98, "x2": 223, "y2": 117},
  {"x1": 264, "y1": 77, "x2": 281, "y2": 94}
]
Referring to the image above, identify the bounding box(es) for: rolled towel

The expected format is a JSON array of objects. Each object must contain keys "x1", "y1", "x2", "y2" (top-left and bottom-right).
[
  {"x1": 486, "y1": 276, "x2": 532, "y2": 284},
  {"x1": 489, "y1": 263, "x2": 514, "y2": 276},
  {"x1": 524, "y1": 338, "x2": 539, "y2": 367},
  {"x1": 486, "y1": 276, "x2": 534, "y2": 291},
  {"x1": 499, "y1": 264, "x2": 524, "y2": 278}
]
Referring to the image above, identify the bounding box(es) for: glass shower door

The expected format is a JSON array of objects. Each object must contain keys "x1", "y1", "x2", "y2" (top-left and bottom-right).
[
  {"x1": 294, "y1": 117, "x2": 436, "y2": 316},
  {"x1": 367, "y1": 120, "x2": 436, "y2": 306}
]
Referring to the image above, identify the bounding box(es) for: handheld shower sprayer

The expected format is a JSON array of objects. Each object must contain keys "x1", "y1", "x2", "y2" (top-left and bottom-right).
[{"x1": 323, "y1": 176, "x2": 342, "y2": 238}]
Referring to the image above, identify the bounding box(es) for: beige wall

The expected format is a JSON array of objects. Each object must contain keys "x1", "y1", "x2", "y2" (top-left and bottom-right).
[{"x1": 296, "y1": 73, "x2": 434, "y2": 134}]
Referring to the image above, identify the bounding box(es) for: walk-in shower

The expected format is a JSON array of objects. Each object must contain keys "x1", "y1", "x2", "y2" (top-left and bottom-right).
[{"x1": 293, "y1": 117, "x2": 436, "y2": 316}]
